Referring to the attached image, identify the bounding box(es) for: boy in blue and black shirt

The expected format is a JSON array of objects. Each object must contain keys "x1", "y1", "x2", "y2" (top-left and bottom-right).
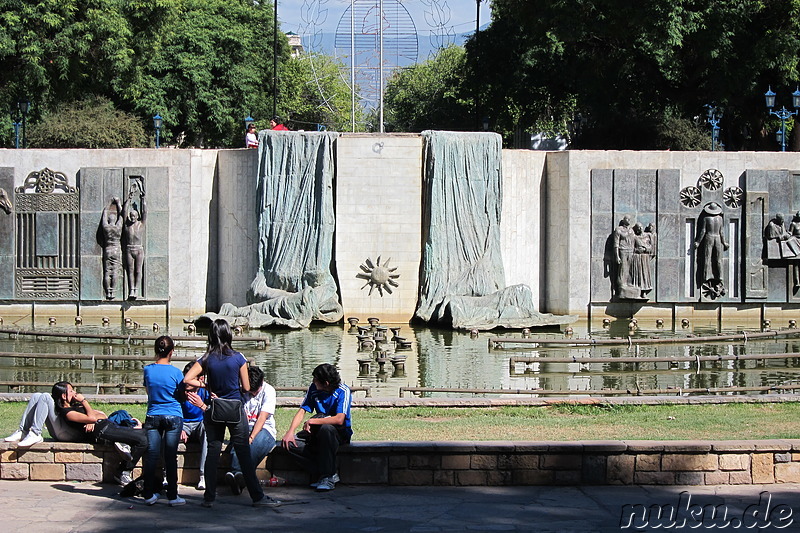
[{"x1": 281, "y1": 363, "x2": 352, "y2": 491}]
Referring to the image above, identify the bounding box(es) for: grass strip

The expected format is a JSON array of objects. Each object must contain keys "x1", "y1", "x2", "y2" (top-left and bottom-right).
[{"x1": 1, "y1": 402, "x2": 799, "y2": 441}]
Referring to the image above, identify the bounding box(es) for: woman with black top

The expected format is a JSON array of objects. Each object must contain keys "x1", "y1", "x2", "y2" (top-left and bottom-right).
[
  {"x1": 52, "y1": 381, "x2": 148, "y2": 485},
  {"x1": 183, "y1": 319, "x2": 280, "y2": 508}
]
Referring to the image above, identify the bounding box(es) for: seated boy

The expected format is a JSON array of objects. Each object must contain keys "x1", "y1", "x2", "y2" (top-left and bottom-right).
[
  {"x1": 280, "y1": 363, "x2": 352, "y2": 491},
  {"x1": 181, "y1": 361, "x2": 209, "y2": 490},
  {"x1": 226, "y1": 365, "x2": 277, "y2": 495}
]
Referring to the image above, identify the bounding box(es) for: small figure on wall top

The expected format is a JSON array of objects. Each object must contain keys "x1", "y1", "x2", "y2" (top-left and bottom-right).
[
  {"x1": 123, "y1": 181, "x2": 146, "y2": 300},
  {"x1": 100, "y1": 197, "x2": 123, "y2": 300}
]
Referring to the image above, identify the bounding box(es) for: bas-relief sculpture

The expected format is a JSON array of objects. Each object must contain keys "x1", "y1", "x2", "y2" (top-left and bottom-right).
[
  {"x1": 122, "y1": 181, "x2": 146, "y2": 300},
  {"x1": 100, "y1": 197, "x2": 123, "y2": 299},
  {"x1": 694, "y1": 201, "x2": 728, "y2": 299},
  {"x1": 763, "y1": 212, "x2": 800, "y2": 290},
  {"x1": 606, "y1": 217, "x2": 656, "y2": 301}
]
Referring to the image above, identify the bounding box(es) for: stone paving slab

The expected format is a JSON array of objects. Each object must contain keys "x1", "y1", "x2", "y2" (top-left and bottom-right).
[{"x1": 4, "y1": 480, "x2": 800, "y2": 532}]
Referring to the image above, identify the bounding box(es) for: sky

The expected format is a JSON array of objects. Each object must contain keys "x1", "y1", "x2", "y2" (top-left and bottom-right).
[{"x1": 277, "y1": 0, "x2": 492, "y2": 58}]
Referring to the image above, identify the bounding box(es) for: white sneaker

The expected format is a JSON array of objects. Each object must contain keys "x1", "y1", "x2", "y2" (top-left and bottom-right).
[
  {"x1": 315, "y1": 476, "x2": 336, "y2": 491},
  {"x1": 197, "y1": 475, "x2": 206, "y2": 491},
  {"x1": 114, "y1": 442, "x2": 133, "y2": 462},
  {"x1": 310, "y1": 473, "x2": 339, "y2": 488},
  {"x1": 115, "y1": 471, "x2": 134, "y2": 486},
  {"x1": 168, "y1": 497, "x2": 186, "y2": 507},
  {"x1": 144, "y1": 494, "x2": 158, "y2": 506},
  {"x1": 17, "y1": 433, "x2": 43, "y2": 447},
  {"x1": 4, "y1": 430, "x2": 24, "y2": 442}
]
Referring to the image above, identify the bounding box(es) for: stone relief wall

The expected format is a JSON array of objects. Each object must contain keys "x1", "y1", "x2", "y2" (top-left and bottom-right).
[
  {"x1": 0, "y1": 166, "x2": 169, "y2": 304},
  {"x1": 591, "y1": 168, "x2": 745, "y2": 304}
]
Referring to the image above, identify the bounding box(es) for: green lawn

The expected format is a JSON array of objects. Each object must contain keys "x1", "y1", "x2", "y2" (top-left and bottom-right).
[{"x1": 2, "y1": 402, "x2": 799, "y2": 441}]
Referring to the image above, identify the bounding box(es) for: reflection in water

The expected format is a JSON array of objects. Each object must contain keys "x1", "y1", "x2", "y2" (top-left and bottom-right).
[{"x1": 0, "y1": 321, "x2": 799, "y2": 398}]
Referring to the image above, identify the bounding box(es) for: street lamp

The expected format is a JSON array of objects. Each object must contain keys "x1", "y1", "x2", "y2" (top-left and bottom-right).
[
  {"x1": 16, "y1": 99, "x2": 30, "y2": 148},
  {"x1": 152, "y1": 114, "x2": 162, "y2": 148},
  {"x1": 9, "y1": 105, "x2": 21, "y2": 149},
  {"x1": 244, "y1": 115, "x2": 255, "y2": 129},
  {"x1": 705, "y1": 105, "x2": 722, "y2": 151},
  {"x1": 765, "y1": 86, "x2": 800, "y2": 151}
]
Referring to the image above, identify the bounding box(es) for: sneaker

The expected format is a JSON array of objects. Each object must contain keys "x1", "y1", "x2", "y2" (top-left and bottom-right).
[
  {"x1": 201, "y1": 500, "x2": 214, "y2": 508},
  {"x1": 114, "y1": 442, "x2": 133, "y2": 462},
  {"x1": 4, "y1": 430, "x2": 24, "y2": 442},
  {"x1": 196, "y1": 475, "x2": 206, "y2": 491},
  {"x1": 17, "y1": 433, "x2": 43, "y2": 447},
  {"x1": 226, "y1": 471, "x2": 242, "y2": 496},
  {"x1": 168, "y1": 497, "x2": 186, "y2": 507},
  {"x1": 310, "y1": 473, "x2": 339, "y2": 488},
  {"x1": 315, "y1": 476, "x2": 337, "y2": 492},
  {"x1": 115, "y1": 470, "x2": 134, "y2": 486},
  {"x1": 144, "y1": 494, "x2": 158, "y2": 506},
  {"x1": 252, "y1": 495, "x2": 282, "y2": 508}
]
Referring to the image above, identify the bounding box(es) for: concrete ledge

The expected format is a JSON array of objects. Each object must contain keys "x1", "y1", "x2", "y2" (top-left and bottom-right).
[{"x1": 6, "y1": 439, "x2": 800, "y2": 486}]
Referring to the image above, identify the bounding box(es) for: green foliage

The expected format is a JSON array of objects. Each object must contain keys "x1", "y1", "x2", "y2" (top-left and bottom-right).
[
  {"x1": 279, "y1": 53, "x2": 364, "y2": 132},
  {"x1": 28, "y1": 97, "x2": 149, "y2": 148},
  {"x1": 384, "y1": 44, "x2": 474, "y2": 132},
  {"x1": 475, "y1": 0, "x2": 800, "y2": 149},
  {"x1": 656, "y1": 113, "x2": 712, "y2": 151}
]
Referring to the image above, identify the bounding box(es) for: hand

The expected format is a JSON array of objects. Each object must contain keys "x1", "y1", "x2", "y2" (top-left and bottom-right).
[
  {"x1": 186, "y1": 391, "x2": 204, "y2": 408},
  {"x1": 75, "y1": 393, "x2": 85, "y2": 403},
  {"x1": 303, "y1": 420, "x2": 313, "y2": 432},
  {"x1": 85, "y1": 423, "x2": 95, "y2": 433},
  {"x1": 131, "y1": 418, "x2": 142, "y2": 429},
  {"x1": 180, "y1": 431, "x2": 188, "y2": 443},
  {"x1": 281, "y1": 433, "x2": 297, "y2": 450},
  {"x1": 249, "y1": 435, "x2": 254, "y2": 444}
]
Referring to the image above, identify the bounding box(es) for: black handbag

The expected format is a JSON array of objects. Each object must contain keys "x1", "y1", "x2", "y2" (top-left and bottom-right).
[{"x1": 209, "y1": 397, "x2": 242, "y2": 424}]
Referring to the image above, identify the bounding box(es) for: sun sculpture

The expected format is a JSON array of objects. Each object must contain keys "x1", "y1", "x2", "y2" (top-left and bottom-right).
[{"x1": 357, "y1": 256, "x2": 399, "y2": 296}]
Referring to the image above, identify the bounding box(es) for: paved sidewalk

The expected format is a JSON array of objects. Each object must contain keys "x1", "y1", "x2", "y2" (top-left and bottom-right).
[{"x1": 2, "y1": 480, "x2": 800, "y2": 532}]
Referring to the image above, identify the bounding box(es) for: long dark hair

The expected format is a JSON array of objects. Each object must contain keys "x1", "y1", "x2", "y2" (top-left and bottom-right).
[
  {"x1": 51, "y1": 381, "x2": 78, "y2": 413},
  {"x1": 206, "y1": 319, "x2": 234, "y2": 356}
]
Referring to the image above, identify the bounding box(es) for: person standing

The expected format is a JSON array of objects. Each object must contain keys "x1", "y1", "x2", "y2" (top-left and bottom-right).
[
  {"x1": 245, "y1": 124, "x2": 259, "y2": 148},
  {"x1": 183, "y1": 319, "x2": 280, "y2": 508},
  {"x1": 122, "y1": 184, "x2": 146, "y2": 300},
  {"x1": 281, "y1": 363, "x2": 352, "y2": 491},
  {"x1": 142, "y1": 336, "x2": 185, "y2": 506}
]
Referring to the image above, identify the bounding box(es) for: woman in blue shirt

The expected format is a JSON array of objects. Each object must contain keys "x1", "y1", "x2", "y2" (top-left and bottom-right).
[
  {"x1": 184, "y1": 319, "x2": 280, "y2": 508},
  {"x1": 142, "y1": 336, "x2": 185, "y2": 506}
]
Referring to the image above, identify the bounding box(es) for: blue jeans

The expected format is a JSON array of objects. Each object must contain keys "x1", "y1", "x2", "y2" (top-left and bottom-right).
[
  {"x1": 16, "y1": 393, "x2": 55, "y2": 437},
  {"x1": 203, "y1": 408, "x2": 264, "y2": 503},
  {"x1": 143, "y1": 415, "x2": 183, "y2": 500},
  {"x1": 230, "y1": 429, "x2": 276, "y2": 473}
]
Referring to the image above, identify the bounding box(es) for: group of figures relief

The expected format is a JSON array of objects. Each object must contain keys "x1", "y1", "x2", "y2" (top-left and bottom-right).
[
  {"x1": 99, "y1": 181, "x2": 146, "y2": 300},
  {"x1": 764, "y1": 211, "x2": 800, "y2": 290},
  {"x1": 607, "y1": 216, "x2": 657, "y2": 300}
]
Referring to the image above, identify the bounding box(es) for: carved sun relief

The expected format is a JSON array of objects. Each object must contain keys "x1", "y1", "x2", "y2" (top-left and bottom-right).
[{"x1": 357, "y1": 256, "x2": 399, "y2": 296}]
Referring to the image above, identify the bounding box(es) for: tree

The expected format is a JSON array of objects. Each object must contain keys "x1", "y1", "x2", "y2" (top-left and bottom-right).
[
  {"x1": 279, "y1": 52, "x2": 364, "y2": 132},
  {"x1": 473, "y1": 0, "x2": 800, "y2": 149},
  {"x1": 383, "y1": 44, "x2": 473, "y2": 132},
  {"x1": 27, "y1": 97, "x2": 148, "y2": 148}
]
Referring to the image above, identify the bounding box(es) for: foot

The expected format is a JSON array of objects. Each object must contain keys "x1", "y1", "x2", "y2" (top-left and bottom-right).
[
  {"x1": 196, "y1": 475, "x2": 206, "y2": 491},
  {"x1": 115, "y1": 470, "x2": 134, "y2": 486},
  {"x1": 114, "y1": 442, "x2": 133, "y2": 462},
  {"x1": 168, "y1": 496, "x2": 186, "y2": 507},
  {"x1": 143, "y1": 494, "x2": 158, "y2": 506},
  {"x1": 201, "y1": 500, "x2": 214, "y2": 508},
  {"x1": 226, "y1": 471, "x2": 242, "y2": 496},
  {"x1": 252, "y1": 495, "x2": 282, "y2": 508},
  {"x1": 310, "y1": 473, "x2": 339, "y2": 488},
  {"x1": 17, "y1": 433, "x2": 43, "y2": 447},
  {"x1": 4, "y1": 430, "x2": 24, "y2": 442},
  {"x1": 314, "y1": 475, "x2": 337, "y2": 492}
]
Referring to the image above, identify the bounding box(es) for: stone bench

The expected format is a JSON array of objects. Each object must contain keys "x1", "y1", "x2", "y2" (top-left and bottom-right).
[{"x1": 4, "y1": 439, "x2": 800, "y2": 486}]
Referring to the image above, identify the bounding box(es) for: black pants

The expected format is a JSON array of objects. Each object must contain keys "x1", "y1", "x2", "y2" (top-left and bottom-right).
[
  {"x1": 286, "y1": 424, "x2": 350, "y2": 479},
  {"x1": 94, "y1": 418, "x2": 148, "y2": 471}
]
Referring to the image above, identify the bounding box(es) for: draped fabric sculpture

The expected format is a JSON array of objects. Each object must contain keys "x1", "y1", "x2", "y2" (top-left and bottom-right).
[
  {"x1": 197, "y1": 131, "x2": 343, "y2": 328},
  {"x1": 414, "y1": 130, "x2": 576, "y2": 330}
]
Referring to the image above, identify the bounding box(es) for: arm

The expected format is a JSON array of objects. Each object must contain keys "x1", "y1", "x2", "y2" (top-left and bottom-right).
[
  {"x1": 250, "y1": 411, "x2": 270, "y2": 443},
  {"x1": 139, "y1": 195, "x2": 146, "y2": 223},
  {"x1": 281, "y1": 408, "x2": 308, "y2": 449},
  {"x1": 303, "y1": 412, "x2": 345, "y2": 430},
  {"x1": 239, "y1": 362, "x2": 250, "y2": 393},
  {"x1": 183, "y1": 361, "x2": 204, "y2": 389}
]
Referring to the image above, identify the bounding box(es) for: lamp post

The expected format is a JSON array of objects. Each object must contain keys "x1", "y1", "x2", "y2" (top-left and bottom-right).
[
  {"x1": 9, "y1": 105, "x2": 21, "y2": 149},
  {"x1": 152, "y1": 114, "x2": 162, "y2": 148},
  {"x1": 17, "y1": 99, "x2": 30, "y2": 148},
  {"x1": 244, "y1": 115, "x2": 255, "y2": 129},
  {"x1": 765, "y1": 86, "x2": 800, "y2": 151},
  {"x1": 705, "y1": 105, "x2": 722, "y2": 151}
]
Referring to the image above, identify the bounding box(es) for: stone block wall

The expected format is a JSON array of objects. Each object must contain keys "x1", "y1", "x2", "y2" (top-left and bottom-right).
[{"x1": 7, "y1": 439, "x2": 800, "y2": 486}]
